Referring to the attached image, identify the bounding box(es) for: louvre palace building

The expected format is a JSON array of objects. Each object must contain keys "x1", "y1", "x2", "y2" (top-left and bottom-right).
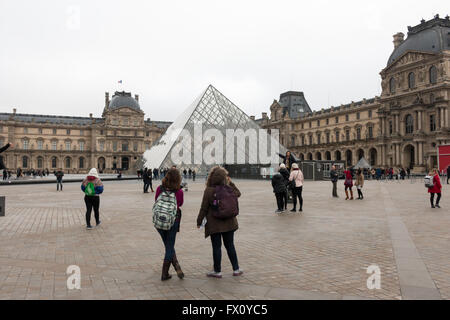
[
  {"x1": 0, "y1": 91, "x2": 171, "y2": 173},
  {"x1": 257, "y1": 15, "x2": 450, "y2": 173}
]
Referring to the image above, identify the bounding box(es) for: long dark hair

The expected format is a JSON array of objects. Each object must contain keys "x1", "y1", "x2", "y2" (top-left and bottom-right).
[
  {"x1": 206, "y1": 166, "x2": 228, "y2": 188},
  {"x1": 162, "y1": 168, "x2": 181, "y2": 191}
]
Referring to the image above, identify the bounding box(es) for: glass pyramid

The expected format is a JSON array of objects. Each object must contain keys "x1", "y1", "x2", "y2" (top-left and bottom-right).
[{"x1": 143, "y1": 85, "x2": 285, "y2": 175}]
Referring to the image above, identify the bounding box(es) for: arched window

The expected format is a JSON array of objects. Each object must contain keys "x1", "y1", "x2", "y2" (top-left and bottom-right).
[
  {"x1": 389, "y1": 77, "x2": 396, "y2": 93},
  {"x1": 408, "y1": 72, "x2": 415, "y2": 89},
  {"x1": 51, "y1": 157, "x2": 58, "y2": 169},
  {"x1": 79, "y1": 157, "x2": 85, "y2": 169},
  {"x1": 429, "y1": 66, "x2": 437, "y2": 84},
  {"x1": 405, "y1": 114, "x2": 414, "y2": 134},
  {"x1": 22, "y1": 156, "x2": 28, "y2": 168},
  {"x1": 37, "y1": 157, "x2": 43, "y2": 169},
  {"x1": 65, "y1": 157, "x2": 71, "y2": 169}
]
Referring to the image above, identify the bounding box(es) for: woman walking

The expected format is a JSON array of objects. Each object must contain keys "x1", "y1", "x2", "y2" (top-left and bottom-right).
[
  {"x1": 196, "y1": 166, "x2": 243, "y2": 278},
  {"x1": 154, "y1": 168, "x2": 184, "y2": 280},
  {"x1": 81, "y1": 168, "x2": 104, "y2": 229},
  {"x1": 344, "y1": 167, "x2": 354, "y2": 200},
  {"x1": 289, "y1": 163, "x2": 304, "y2": 212},
  {"x1": 355, "y1": 169, "x2": 364, "y2": 200},
  {"x1": 428, "y1": 169, "x2": 442, "y2": 208}
]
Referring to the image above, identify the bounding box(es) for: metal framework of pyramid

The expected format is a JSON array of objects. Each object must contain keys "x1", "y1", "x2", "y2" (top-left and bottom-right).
[{"x1": 143, "y1": 85, "x2": 285, "y2": 175}]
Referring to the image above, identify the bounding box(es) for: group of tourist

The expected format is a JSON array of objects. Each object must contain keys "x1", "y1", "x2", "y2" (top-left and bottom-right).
[
  {"x1": 271, "y1": 150, "x2": 446, "y2": 212},
  {"x1": 79, "y1": 163, "x2": 243, "y2": 281}
]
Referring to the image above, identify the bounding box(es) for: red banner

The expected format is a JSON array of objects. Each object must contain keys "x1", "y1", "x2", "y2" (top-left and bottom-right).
[{"x1": 438, "y1": 144, "x2": 450, "y2": 174}]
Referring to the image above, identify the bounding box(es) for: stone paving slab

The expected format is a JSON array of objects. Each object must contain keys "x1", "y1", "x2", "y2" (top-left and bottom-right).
[{"x1": 0, "y1": 178, "x2": 448, "y2": 300}]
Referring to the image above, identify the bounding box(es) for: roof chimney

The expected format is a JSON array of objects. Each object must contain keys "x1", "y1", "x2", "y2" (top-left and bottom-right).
[
  {"x1": 105, "y1": 92, "x2": 109, "y2": 108},
  {"x1": 393, "y1": 32, "x2": 405, "y2": 49},
  {"x1": 135, "y1": 94, "x2": 139, "y2": 102},
  {"x1": 13, "y1": 108, "x2": 16, "y2": 114},
  {"x1": 262, "y1": 112, "x2": 268, "y2": 119},
  {"x1": 89, "y1": 113, "x2": 93, "y2": 118}
]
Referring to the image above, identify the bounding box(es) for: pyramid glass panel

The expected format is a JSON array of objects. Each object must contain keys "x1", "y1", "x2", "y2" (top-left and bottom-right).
[{"x1": 143, "y1": 85, "x2": 286, "y2": 175}]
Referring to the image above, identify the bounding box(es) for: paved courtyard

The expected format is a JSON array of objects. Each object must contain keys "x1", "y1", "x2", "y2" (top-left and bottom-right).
[{"x1": 0, "y1": 177, "x2": 448, "y2": 300}]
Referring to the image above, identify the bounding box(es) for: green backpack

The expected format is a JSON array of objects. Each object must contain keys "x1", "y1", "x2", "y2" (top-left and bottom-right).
[
  {"x1": 152, "y1": 189, "x2": 177, "y2": 230},
  {"x1": 85, "y1": 182, "x2": 96, "y2": 196}
]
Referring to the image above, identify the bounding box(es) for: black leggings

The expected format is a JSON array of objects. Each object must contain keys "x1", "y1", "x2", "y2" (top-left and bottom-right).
[
  {"x1": 210, "y1": 231, "x2": 239, "y2": 273},
  {"x1": 275, "y1": 192, "x2": 285, "y2": 210},
  {"x1": 85, "y1": 196, "x2": 100, "y2": 226},
  {"x1": 292, "y1": 186, "x2": 303, "y2": 210},
  {"x1": 430, "y1": 193, "x2": 441, "y2": 206},
  {"x1": 357, "y1": 188, "x2": 363, "y2": 198}
]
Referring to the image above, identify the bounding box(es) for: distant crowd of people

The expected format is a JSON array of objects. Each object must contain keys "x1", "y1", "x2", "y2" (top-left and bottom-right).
[{"x1": 271, "y1": 150, "x2": 447, "y2": 213}]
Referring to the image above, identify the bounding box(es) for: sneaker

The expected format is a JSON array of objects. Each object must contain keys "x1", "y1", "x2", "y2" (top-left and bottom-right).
[
  {"x1": 299, "y1": 208, "x2": 303, "y2": 212},
  {"x1": 431, "y1": 205, "x2": 435, "y2": 208},
  {"x1": 290, "y1": 208, "x2": 296, "y2": 212},
  {"x1": 233, "y1": 270, "x2": 244, "y2": 276},
  {"x1": 275, "y1": 209, "x2": 283, "y2": 214},
  {"x1": 86, "y1": 225, "x2": 93, "y2": 230},
  {"x1": 207, "y1": 271, "x2": 222, "y2": 278},
  {"x1": 435, "y1": 204, "x2": 441, "y2": 208},
  {"x1": 96, "y1": 221, "x2": 101, "y2": 226}
]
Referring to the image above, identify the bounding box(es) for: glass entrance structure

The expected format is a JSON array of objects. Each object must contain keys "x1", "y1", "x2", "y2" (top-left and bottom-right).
[{"x1": 144, "y1": 85, "x2": 285, "y2": 175}]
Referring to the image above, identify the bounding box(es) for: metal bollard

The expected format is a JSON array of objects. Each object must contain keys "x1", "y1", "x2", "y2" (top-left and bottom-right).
[{"x1": 0, "y1": 196, "x2": 5, "y2": 217}]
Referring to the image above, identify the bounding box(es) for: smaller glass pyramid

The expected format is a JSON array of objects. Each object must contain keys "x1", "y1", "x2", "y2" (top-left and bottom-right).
[{"x1": 143, "y1": 85, "x2": 285, "y2": 175}]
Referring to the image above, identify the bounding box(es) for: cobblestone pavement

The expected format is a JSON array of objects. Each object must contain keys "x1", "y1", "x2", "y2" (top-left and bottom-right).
[{"x1": 0, "y1": 177, "x2": 448, "y2": 300}]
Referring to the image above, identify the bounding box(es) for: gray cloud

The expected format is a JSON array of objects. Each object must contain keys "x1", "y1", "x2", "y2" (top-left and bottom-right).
[{"x1": 0, "y1": 0, "x2": 447, "y2": 121}]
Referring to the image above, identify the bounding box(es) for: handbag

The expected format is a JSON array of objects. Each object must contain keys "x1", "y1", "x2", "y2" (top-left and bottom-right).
[{"x1": 289, "y1": 171, "x2": 299, "y2": 189}]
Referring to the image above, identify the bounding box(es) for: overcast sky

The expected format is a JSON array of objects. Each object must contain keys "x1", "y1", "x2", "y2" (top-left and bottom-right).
[{"x1": 0, "y1": 0, "x2": 448, "y2": 121}]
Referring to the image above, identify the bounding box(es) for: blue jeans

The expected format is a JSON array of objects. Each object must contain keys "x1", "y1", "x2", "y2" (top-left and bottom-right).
[
  {"x1": 157, "y1": 220, "x2": 179, "y2": 261},
  {"x1": 210, "y1": 231, "x2": 239, "y2": 272}
]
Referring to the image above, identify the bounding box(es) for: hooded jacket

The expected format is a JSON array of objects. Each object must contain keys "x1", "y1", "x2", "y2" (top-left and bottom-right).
[{"x1": 271, "y1": 172, "x2": 287, "y2": 193}]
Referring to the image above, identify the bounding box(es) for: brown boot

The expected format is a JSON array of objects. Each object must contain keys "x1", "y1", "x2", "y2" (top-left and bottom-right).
[
  {"x1": 345, "y1": 190, "x2": 349, "y2": 200},
  {"x1": 350, "y1": 189, "x2": 354, "y2": 200},
  {"x1": 161, "y1": 260, "x2": 172, "y2": 281},
  {"x1": 172, "y1": 254, "x2": 184, "y2": 279}
]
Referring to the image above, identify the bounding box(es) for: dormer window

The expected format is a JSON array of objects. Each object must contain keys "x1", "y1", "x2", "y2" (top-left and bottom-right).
[
  {"x1": 389, "y1": 77, "x2": 396, "y2": 93},
  {"x1": 429, "y1": 66, "x2": 437, "y2": 84},
  {"x1": 408, "y1": 72, "x2": 415, "y2": 88}
]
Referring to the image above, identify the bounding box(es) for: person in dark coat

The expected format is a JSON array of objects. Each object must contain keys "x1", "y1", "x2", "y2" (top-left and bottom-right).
[
  {"x1": 278, "y1": 163, "x2": 290, "y2": 210},
  {"x1": 272, "y1": 166, "x2": 288, "y2": 213},
  {"x1": 447, "y1": 165, "x2": 450, "y2": 185},
  {"x1": 278, "y1": 151, "x2": 297, "y2": 172},
  {"x1": 0, "y1": 142, "x2": 12, "y2": 172},
  {"x1": 142, "y1": 168, "x2": 151, "y2": 193},
  {"x1": 55, "y1": 169, "x2": 64, "y2": 191},
  {"x1": 196, "y1": 166, "x2": 243, "y2": 278},
  {"x1": 330, "y1": 165, "x2": 339, "y2": 198}
]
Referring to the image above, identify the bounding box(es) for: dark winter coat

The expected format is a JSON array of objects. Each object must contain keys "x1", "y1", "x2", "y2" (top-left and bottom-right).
[
  {"x1": 143, "y1": 171, "x2": 152, "y2": 183},
  {"x1": 0, "y1": 143, "x2": 10, "y2": 170},
  {"x1": 279, "y1": 168, "x2": 290, "y2": 182},
  {"x1": 330, "y1": 169, "x2": 338, "y2": 183},
  {"x1": 271, "y1": 173, "x2": 287, "y2": 193},
  {"x1": 196, "y1": 171, "x2": 241, "y2": 238}
]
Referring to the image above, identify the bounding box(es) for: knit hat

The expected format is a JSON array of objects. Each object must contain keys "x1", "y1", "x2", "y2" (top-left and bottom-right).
[
  {"x1": 88, "y1": 168, "x2": 99, "y2": 178},
  {"x1": 279, "y1": 163, "x2": 286, "y2": 169},
  {"x1": 292, "y1": 163, "x2": 299, "y2": 169}
]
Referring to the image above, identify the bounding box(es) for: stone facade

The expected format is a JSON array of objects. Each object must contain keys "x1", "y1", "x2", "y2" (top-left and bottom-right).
[
  {"x1": 257, "y1": 16, "x2": 450, "y2": 173},
  {"x1": 0, "y1": 91, "x2": 171, "y2": 173}
]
